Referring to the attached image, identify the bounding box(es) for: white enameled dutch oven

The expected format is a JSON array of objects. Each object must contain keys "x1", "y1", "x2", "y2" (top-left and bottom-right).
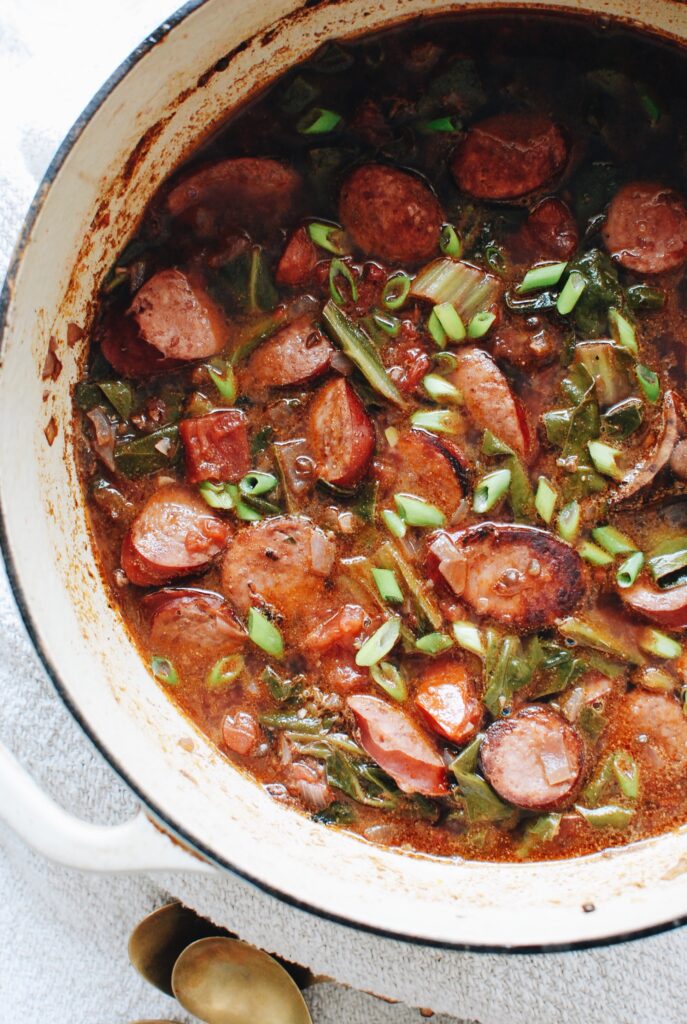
[{"x1": 2, "y1": 0, "x2": 687, "y2": 955}]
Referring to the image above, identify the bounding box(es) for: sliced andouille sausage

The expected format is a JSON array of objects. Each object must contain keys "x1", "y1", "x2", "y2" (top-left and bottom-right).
[
  {"x1": 221, "y1": 515, "x2": 336, "y2": 621},
  {"x1": 448, "y1": 347, "x2": 532, "y2": 458},
  {"x1": 347, "y1": 694, "x2": 449, "y2": 796},
  {"x1": 121, "y1": 484, "x2": 229, "y2": 587},
  {"x1": 142, "y1": 588, "x2": 245, "y2": 658},
  {"x1": 602, "y1": 181, "x2": 687, "y2": 275},
  {"x1": 179, "y1": 410, "x2": 250, "y2": 485},
  {"x1": 245, "y1": 316, "x2": 333, "y2": 389},
  {"x1": 480, "y1": 705, "x2": 584, "y2": 812},
  {"x1": 613, "y1": 390, "x2": 686, "y2": 503},
  {"x1": 339, "y1": 164, "x2": 444, "y2": 265},
  {"x1": 444, "y1": 523, "x2": 586, "y2": 632},
  {"x1": 307, "y1": 378, "x2": 375, "y2": 488},
  {"x1": 166, "y1": 157, "x2": 303, "y2": 233},
  {"x1": 99, "y1": 314, "x2": 182, "y2": 378},
  {"x1": 451, "y1": 113, "x2": 568, "y2": 201},
  {"x1": 491, "y1": 315, "x2": 561, "y2": 370},
  {"x1": 222, "y1": 711, "x2": 261, "y2": 756},
  {"x1": 415, "y1": 659, "x2": 483, "y2": 745},
  {"x1": 514, "y1": 197, "x2": 578, "y2": 262},
  {"x1": 670, "y1": 439, "x2": 687, "y2": 481},
  {"x1": 619, "y1": 578, "x2": 687, "y2": 630},
  {"x1": 276, "y1": 227, "x2": 319, "y2": 287},
  {"x1": 614, "y1": 691, "x2": 687, "y2": 782},
  {"x1": 375, "y1": 428, "x2": 469, "y2": 517},
  {"x1": 128, "y1": 269, "x2": 228, "y2": 361}
]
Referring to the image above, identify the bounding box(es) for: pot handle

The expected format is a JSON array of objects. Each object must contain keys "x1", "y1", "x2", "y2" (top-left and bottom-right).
[{"x1": 0, "y1": 740, "x2": 212, "y2": 873}]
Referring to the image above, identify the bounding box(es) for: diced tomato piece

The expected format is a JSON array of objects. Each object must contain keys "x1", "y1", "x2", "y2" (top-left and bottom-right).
[{"x1": 180, "y1": 410, "x2": 250, "y2": 484}]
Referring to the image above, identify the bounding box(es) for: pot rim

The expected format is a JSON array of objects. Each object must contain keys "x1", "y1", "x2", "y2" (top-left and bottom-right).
[{"x1": 2, "y1": 0, "x2": 687, "y2": 954}]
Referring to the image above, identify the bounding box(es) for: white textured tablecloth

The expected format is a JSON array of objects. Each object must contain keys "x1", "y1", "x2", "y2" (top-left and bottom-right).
[{"x1": 0, "y1": 2, "x2": 685, "y2": 1022}]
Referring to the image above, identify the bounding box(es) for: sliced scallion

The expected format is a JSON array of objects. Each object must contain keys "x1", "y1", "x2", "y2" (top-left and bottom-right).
[
  {"x1": 371, "y1": 567, "x2": 404, "y2": 604},
  {"x1": 616, "y1": 551, "x2": 644, "y2": 589},
  {"x1": 557, "y1": 500, "x2": 581, "y2": 543},
  {"x1": 372, "y1": 310, "x2": 400, "y2": 337},
  {"x1": 433, "y1": 301, "x2": 466, "y2": 341},
  {"x1": 648, "y1": 537, "x2": 687, "y2": 585},
  {"x1": 473, "y1": 468, "x2": 511, "y2": 514},
  {"x1": 329, "y1": 258, "x2": 358, "y2": 306},
  {"x1": 410, "y1": 409, "x2": 462, "y2": 435},
  {"x1": 452, "y1": 620, "x2": 485, "y2": 657},
  {"x1": 578, "y1": 541, "x2": 614, "y2": 567},
  {"x1": 227, "y1": 484, "x2": 262, "y2": 522},
  {"x1": 422, "y1": 373, "x2": 463, "y2": 405},
  {"x1": 416, "y1": 632, "x2": 453, "y2": 655},
  {"x1": 635, "y1": 363, "x2": 660, "y2": 404},
  {"x1": 239, "y1": 471, "x2": 278, "y2": 497},
  {"x1": 421, "y1": 115, "x2": 462, "y2": 134},
  {"x1": 556, "y1": 271, "x2": 586, "y2": 315},
  {"x1": 534, "y1": 476, "x2": 557, "y2": 525},
  {"x1": 433, "y1": 351, "x2": 458, "y2": 374},
  {"x1": 207, "y1": 653, "x2": 245, "y2": 689},
  {"x1": 307, "y1": 221, "x2": 347, "y2": 255},
  {"x1": 516, "y1": 261, "x2": 568, "y2": 294},
  {"x1": 382, "y1": 271, "x2": 412, "y2": 311},
  {"x1": 608, "y1": 307, "x2": 638, "y2": 356},
  {"x1": 591, "y1": 525, "x2": 637, "y2": 556},
  {"x1": 588, "y1": 440, "x2": 624, "y2": 481},
  {"x1": 439, "y1": 223, "x2": 462, "y2": 258},
  {"x1": 151, "y1": 656, "x2": 178, "y2": 686},
  {"x1": 355, "y1": 617, "x2": 402, "y2": 667},
  {"x1": 297, "y1": 107, "x2": 342, "y2": 134},
  {"x1": 207, "y1": 361, "x2": 237, "y2": 402},
  {"x1": 198, "y1": 481, "x2": 235, "y2": 510},
  {"x1": 611, "y1": 751, "x2": 639, "y2": 800},
  {"x1": 322, "y1": 300, "x2": 405, "y2": 407},
  {"x1": 427, "y1": 308, "x2": 447, "y2": 349},
  {"x1": 381, "y1": 508, "x2": 407, "y2": 539},
  {"x1": 575, "y1": 804, "x2": 634, "y2": 829},
  {"x1": 467, "y1": 310, "x2": 496, "y2": 339},
  {"x1": 638, "y1": 627, "x2": 682, "y2": 660},
  {"x1": 369, "y1": 660, "x2": 407, "y2": 701},
  {"x1": 394, "y1": 493, "x2": 446, "y2": 528},
  {"x1": 247, "y1": 608, "x2": 284, "y2": 658}
]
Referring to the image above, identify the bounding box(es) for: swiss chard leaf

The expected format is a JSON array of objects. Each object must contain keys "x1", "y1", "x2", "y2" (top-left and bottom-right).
[{"x1": 113, "y1": 425, "x2": 179, "y2": 478}]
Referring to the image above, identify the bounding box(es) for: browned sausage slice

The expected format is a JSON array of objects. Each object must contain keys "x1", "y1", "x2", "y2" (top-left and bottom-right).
[
  {"x1": 614, "y1": 691, "x2": 687, "y2": 786},
  {"x1": 339, "y1": 164, "x2": 444, "y2": 265},
  {"x1": 179, "y1": 410, "x2": 250, "y2": 485},
  {"x1": 122, "y1": 484, "x2": 229, "y2": 586},
  {"x1": 166, "y1": 157, "x2": 303, "y2": 233},
  {"x1": 129, "y1": 269, "x2": 228, "y2": 361},
  {"x1": 491, "y1": 315, "x2": 561, "y2": 370},
  {"x1": 100, "y1": 314, "x2": 182, "y2": 378},
  {"x1": 446, "y1": 523, "x2": 586, "y2": 632},
  {"x1": 347, "y1": 694, "x2": 449, "y2": 796},
  {"x1": 245, "y1": 316, "x2": 333, "y2": 389},
  {"x1": 142, "y1": 588, "x2": 245, "y2": 659},
  {"x1": 415, "y1": 659, "x2": 483, "y2": 745},
  {"x1": 514, "y1": 197, "x2": 578, "y2": 262},
  {"x1": 619, "y1": 578, "x2": 687, "y2": 630},
  {"x1": 375, "y1": 428, "x2": 469, "y2": 517},
  {"x1": 448, "y1": 347, "x2": 533, "y2": 458},
  {"x1": 603, "y1": 182, "x2": 687, "y2": 275},
  {"x1": 480, "y1": 705, "x2": 584, "y2": 811},
  {"x1": 308, "y1": 378, "x2": 375, "y2": 488},
  {"x1": 221, "y1": 515, "x2": 336, "y2": 621},
  {"x1": 276, "y1": 227, "x2": 319, "y2": 287},
  {"x1": 451, "y1": 114, "x2": 568, "y2": 201}
]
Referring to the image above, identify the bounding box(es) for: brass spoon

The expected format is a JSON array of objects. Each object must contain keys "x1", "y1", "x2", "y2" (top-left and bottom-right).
[
  {"x1": 128, "y1": 901, "x2": 230, "y2": 996},
  {"x1": 171, "y1": 937, "x2": 313, "y2": 1024}
]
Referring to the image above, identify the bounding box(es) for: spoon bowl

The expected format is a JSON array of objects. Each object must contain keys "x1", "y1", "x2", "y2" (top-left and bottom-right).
[{"x1": 171, "y1": 937, "x2": 313, "y2": 1024}]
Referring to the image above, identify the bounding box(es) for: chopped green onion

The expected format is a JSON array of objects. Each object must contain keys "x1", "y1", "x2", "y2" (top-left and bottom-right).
[
  {"x1": 355, "y1": 617, "x2": 402, "y2": 667},
  {"x1": 433, "y1": 301, "x2": 466, "y2": 342},
  {"x1": 369, "y1": 660, "x2": 407, "y2": 701},
  {"x1": 410, "y1": 409, "x2": 462, "y2": 435},
  {"x1": 371, "y1": 567, "x2": 404, "y2": 604},
  {"x1": 307, "y1": 222, "x2": 347, "y2": 255},
  {"x1": 228, "y1": 484, "x2": 262, "y2": 522},
  {"x1": 247, "y1": 608, "x2": 284, "y2": 659},
  {"x1": 239, "y1": 471, "x2": 278, "y2": 497},
  {"x1": 635, "y1": 363, "x2": 660, "y2": 404},
  {"x1": 588, "y1": 440, "x2": 624, "y2": 481},
  {"x1": 422, "y1": 373, "x2": 463, "y2": 405},
  {"x1": 534, "y1": 476, "x2": 557, "y2": 524},
  {"x1": 439, "y1": 223, "x2": 462, "y2": 258},
  {"x1": 151, "y1": 656, "x2": 178, "y2": 686},
  {"x1": 329, "y1": 258, "x2": 358, "y2": 305},
  {"x1": 206, "y1": 654, "x2": 245, "y2": 689},
  {"x1": 516, "y1": 261, "x2": 568, "y2": 294},
  {"x1": 467, "y1": 311, "x2": 496, "y2": 339},
  {"x1": 384, "y1": 426, "x2": 399, "y2": 447},
  {"x1": 322, "y1": 301, "x2": 405, "y2": 408},
  {"x1": 591, "y1": 525, "x2": 637, "y2": 556},
  {"x1": 616, "y1": 551, "x2": 644, "y2": 589},
  {"x1": 611, "y1": 751, "x2": 639, "y2": 800},
  {"x1": 372, "y1": 310, "x2": 400, "y2": 337},
  {"x1": 207, "y1": 362, "x2": 237, "y2": 402},
  {"x1": 415, "y1": 632, "x2": 454, "y2": 655},
  {"x1": 198, "y1": 481, "x2": 235, "y2": 510},
  {"x1": 382, "y1": 271, "x2": 412, "y2": 311},
  {"x1": 452, "y1": 620, "x2": 485, "y2": 657},
  {"x1": 634, "y1": 666, "x2": 676, "y2": 692},
  {"x1": 578, "y1": 541, "x2": 614, "y2": 567},
  {"x1": 381, "y1": 508, "x2": 406, "y2": 538},
  {"x1": 556, "y1": 271, "x2": 587, "y2": 315},
  {"x1": 473, "y1": 468, "x2": 511, "y2": 513},
  {"x1": 575, "y1": 804, "x2": 634, "y2": 829},
  {"x1": 433, "y1": 351, "x2": 458, "y2": 374},
  {"x1": 394, "y1": 493, "x2": 446, "y2": 528},
  {"x1": 297, "y1": 107, "x2": 342, "y2": 134},
  {"x1": 638, "y1": 627, "x2": 682, "y2": 660},
  {"x1": 608, "y1": 307, "x2": 638, "y2": 357},
  {"x1": 638, "y1": 88, "x2": 661, "y2": 125},
  {"x1": 648, "y1": 537, "x2": 687, "y2": 585},
  {"x1": 427, "y1": 309, "x2": 447, "y2": 348},
  {"x1": 421, "y1": 115, "x2": 462, "y2": 133},
  {"x1": 557, "y1": 500, "x2": 580, "y2": 543}
]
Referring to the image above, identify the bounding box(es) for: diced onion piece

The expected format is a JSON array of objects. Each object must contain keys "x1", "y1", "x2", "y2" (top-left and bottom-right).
[{"x1": 310, "y1": 530, "x2": 335, "y2": 576}]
